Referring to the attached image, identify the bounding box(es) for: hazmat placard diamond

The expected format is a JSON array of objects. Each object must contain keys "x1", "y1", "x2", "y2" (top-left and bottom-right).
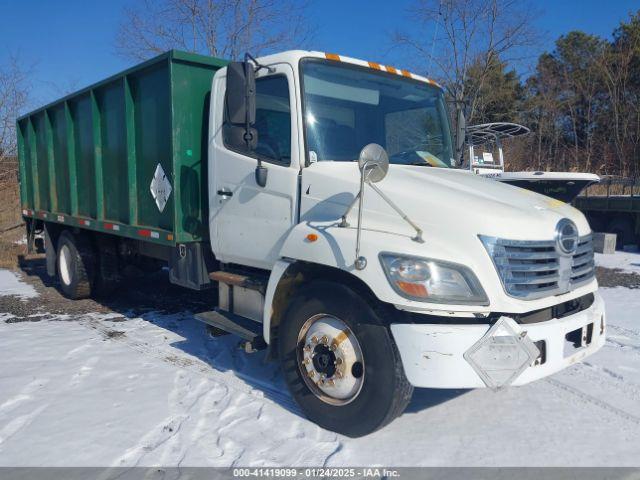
[
  {"x1": 150, "y1": 163, "x2": 172, "y2": 213},
  {"x1": 463, "y1": 317, "x2": 540, "y2": 390}
]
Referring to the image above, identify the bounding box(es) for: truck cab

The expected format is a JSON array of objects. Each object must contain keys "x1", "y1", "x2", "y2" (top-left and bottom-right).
[{"x1": 205, "y1": 51, "x2": 605, "y2": 435}]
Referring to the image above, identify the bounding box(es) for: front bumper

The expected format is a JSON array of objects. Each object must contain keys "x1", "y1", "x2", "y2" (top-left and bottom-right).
[{"x1": 390, "y1": 291, "x2": 605, "y2": 389}]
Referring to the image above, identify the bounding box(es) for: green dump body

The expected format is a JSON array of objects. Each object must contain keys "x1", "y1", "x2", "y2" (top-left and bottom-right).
[{"x1": 17, "y1": 50, "x2": 228, "y2": 246}]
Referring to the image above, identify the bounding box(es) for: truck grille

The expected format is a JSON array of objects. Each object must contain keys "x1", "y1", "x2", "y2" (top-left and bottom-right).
[{"x1": 480, "y1": 234, "x2": 595, "y2": 300}]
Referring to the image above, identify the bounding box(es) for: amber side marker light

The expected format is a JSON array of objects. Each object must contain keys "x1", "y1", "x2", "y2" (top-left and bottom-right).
[
  {"x1": 396, "y1": 281, "x2": 428, "y2": 298},
  {"x1": 306, "y1": 233, "x2": 319, "y2": 242}
]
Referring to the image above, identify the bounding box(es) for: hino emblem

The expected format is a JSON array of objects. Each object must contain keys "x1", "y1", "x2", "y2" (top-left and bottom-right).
[{"x1": 555, "y1": 218, "x2": 579, "y2": 255}]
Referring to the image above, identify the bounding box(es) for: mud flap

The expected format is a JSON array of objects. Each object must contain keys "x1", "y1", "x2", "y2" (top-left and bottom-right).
[{"x1": 44, "y1": 223, "x2": 57, "y2": 277}]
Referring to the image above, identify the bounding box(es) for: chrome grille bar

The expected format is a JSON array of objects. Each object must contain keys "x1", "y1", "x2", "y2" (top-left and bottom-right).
[{"x1": 480, "y1": 233, "x2": 596, "y2": 300}]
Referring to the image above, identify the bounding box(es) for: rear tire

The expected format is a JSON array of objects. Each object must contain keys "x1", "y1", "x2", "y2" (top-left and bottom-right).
[
  {"x1": 278, "y1": 281, "x2": 413, "y2": 437},
  {"x1": 56, "y1": 231, "x2": 95, "y2": 299}
]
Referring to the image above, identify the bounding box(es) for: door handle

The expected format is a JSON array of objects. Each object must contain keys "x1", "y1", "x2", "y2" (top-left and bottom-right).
[{"x1": 217, "y1": 189, "x2": 233, "y2": 199}]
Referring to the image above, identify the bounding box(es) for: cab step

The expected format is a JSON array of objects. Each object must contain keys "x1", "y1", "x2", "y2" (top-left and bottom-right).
[
  {"x1": 195, "y1": 308, "x2": 266, "y2": 351},
  {"x1": 209, "y1": 270, "x2": 268, "y2": 295}
]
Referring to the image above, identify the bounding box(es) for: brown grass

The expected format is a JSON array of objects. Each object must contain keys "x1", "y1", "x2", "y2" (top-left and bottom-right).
[{"x1": 0, "y1": 159, "x2": 26, "y2": 269}]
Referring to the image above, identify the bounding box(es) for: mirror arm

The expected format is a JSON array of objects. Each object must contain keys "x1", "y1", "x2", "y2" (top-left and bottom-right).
[
  {"x1": 354, "y1": 164, "x2": 368, "y2": 270},
  {"x1": 339, "y1": 192, "x2": 360, "y2": 228},
  {"x1": 245, "y1": 52, "x2": 275, "y2": 74},
  {"x1": 368, "y1": 182, "x2": 424, "y2": 243}
]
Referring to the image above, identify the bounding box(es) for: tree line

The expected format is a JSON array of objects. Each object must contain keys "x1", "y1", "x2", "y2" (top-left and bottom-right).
[
  {"x1": 467, "y1": 13, "x2": 640, "y2": 177},
  {"x1": 1, "y1": 0, "x2": 639, "y2": 178}
]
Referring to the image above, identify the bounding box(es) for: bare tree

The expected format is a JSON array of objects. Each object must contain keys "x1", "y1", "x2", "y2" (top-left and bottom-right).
[
  {"x1": 394, "y1": 0, "x2": 538, "y2": 122},
  {"x1": 116, "y1": 0, "x2": 315, "y2": 61},
  {"x1": 0, "y1": 56, "x2": 30, "y2": 162}
]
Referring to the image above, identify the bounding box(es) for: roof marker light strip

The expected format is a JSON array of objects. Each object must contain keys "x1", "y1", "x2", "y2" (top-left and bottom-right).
[{"x1": 324, "y1": 53, "x2": 441, "y2": 88}]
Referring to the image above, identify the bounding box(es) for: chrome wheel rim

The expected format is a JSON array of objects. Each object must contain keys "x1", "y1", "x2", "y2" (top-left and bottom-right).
[
  {"x1": 297, "y1": 314, "x2": 365, "y2": 405},
  {"x1": 59, "y1": 245, "x2": 72, "y2": 286}
]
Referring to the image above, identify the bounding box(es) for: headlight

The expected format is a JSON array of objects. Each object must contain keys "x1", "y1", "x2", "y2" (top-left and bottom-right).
[{"x1": 379, "y1": 253, "x2": 489, "y2": 305}]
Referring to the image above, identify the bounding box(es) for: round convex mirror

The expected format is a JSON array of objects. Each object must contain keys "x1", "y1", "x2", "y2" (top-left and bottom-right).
[{"x1": 358, "y1": 143, "x2": 389, "y2": 183}]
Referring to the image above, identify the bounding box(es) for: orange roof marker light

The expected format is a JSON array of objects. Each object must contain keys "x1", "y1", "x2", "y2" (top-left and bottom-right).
[{"x1": 323, "y1": 52, "x2": 443, "y2": 90}]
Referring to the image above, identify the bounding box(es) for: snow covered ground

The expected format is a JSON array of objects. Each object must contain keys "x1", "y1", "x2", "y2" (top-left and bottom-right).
[{"x1": 0, "y1": 254, "x2": 639, "y2": 466}]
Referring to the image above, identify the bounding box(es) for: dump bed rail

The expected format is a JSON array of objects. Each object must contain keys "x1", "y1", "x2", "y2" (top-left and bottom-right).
[{"x1": 17, "y1": 50, "x2": 228, "y2": 246}]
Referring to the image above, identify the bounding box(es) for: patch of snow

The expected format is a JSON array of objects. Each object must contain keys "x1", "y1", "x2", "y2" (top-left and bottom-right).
[
  {"x1": 595, "y1": 249, "x2": 640, "y2": 274},
  {"x1": 0, "y1": 270, "x2": 38, "y2": 300},
  {"x1": 13, "y1": 236, "x2": 27, "y2": 246},
  {"x1": 0, "y1": 287, "x2": 638, "y2": 466}
]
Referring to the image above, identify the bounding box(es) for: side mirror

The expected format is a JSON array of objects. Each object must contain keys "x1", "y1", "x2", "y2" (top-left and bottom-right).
[
  {"x1": 225, "y1": 61, "x2": 257, "y2": 152},
  {"x1": 358, "y1": 143, "x2": 389, "y2": 183},
  {"x1": 226, "y1": 60, "x2": 268, "y2": 187}
]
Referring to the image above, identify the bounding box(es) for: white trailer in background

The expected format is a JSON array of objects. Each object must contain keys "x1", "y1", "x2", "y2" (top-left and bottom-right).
[{"x1": 467, "y1": 122, "x2": 600, "y2": 202}]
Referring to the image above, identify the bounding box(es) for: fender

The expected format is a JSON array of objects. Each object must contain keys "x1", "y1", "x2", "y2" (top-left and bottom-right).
[{"x1": 261, "y1": 220, "x2": 438, "y2": 343}]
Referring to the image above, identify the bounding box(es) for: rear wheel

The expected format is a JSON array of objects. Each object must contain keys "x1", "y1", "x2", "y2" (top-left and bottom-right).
[
  {"x1": 278, "y1": 281, "x2": 413, "y2": 437},
  {"x1": 56, "y1": 231, "x2": 95, "y2": 299}
]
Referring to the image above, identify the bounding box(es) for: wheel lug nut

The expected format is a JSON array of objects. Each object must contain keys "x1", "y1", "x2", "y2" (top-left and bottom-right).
[
  {"x1": 308, "y1": 370, "x2": 315, "y2": 378},
  {"x1": 321, "y1": 335, "x2": 328, "y2": 345},
  {"x1": 327, "y1": 379, "x2": 335, "y2": 386},
  {"x1": 303, "y1": 357, "x2": 310, "y2": 365},
  {"x1": 330, "y1": 343, "x2": 337, "y2": 351},
  {"x1": 311, "y1": 336, "x2": 318, "y2": 344},
  {"x1": 304, "y1": 344, "x2": 311, "y2": 352},
  {"x1": 335, "y1": 357, "x2": 343, "y2": 365},
  {"x1": 335, "y1": 370, "x2": 343, "y2": 378}
]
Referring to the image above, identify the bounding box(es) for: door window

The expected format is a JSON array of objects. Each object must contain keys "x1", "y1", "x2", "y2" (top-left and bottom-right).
[{"x1": 223, "y1": 75, "x2": 292, "y2": 165}]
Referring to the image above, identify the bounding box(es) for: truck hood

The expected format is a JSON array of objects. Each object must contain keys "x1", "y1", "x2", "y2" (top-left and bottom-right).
[{"x1": 300, "y1": 162, "x2": 591, "y2": 241}]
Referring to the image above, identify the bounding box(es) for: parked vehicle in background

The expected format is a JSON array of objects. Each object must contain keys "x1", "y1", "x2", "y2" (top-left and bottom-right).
[
  {"x1": 574, "y1": 177, "x2": 640, "y2": 250},
  {"x1": 466, "y1": 122, "x2": 600, "y2": 203},
  {"x1": 17, "y1": 50, "x2": 605, "y2": 436}
]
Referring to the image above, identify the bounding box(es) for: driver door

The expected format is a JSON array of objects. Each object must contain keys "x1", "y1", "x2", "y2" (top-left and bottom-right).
[{"x1": 209, "y1": 63, "x2": 300, "y2": 270}]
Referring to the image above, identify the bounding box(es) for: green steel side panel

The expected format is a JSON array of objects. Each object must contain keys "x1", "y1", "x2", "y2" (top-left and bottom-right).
[
  {"x1": 95, "y1": 81, "x2": 129, "y2": 223},
  {"x1": 69, "y1": 94, "x2": 97, "y2": 219},
  {"x1": 64, "y1": 102, "x2": 79, "y2": 216},
  {"x1": 27, "y1": 120, "x2": 40, "y2": 210},
  {"x1": 91, "y1": 91, "x2": 105, "y2": 220},
  {"x1": 170, "y1": 58, "x2": 221, "y2": 243},
  {"x1": 17, "y1": 119, "x2": 33, "y2": 208},
  {"x1": 33, "y1": 112, "x2": 51, "y2": 212},
  {"x1": 49, "y1": 104, "x2": 71, "y2": 215},
  {"x1": 129, "y1": 62, "x2": 174, "y2": 232},
  {"x1": 124, "y1": 76, "x2": 138, "y2": 225},
  {"x1": 44, "y1": 110, "x2": 58, "y2": 213}
]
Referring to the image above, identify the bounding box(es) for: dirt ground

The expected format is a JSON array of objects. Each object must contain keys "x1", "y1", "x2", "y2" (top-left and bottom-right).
[{"x1": 0, "y1": 247, "x2": 216, "y2": 323}]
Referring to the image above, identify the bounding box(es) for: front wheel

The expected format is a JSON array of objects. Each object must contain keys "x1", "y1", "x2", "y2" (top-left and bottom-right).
[{"x1": 278, "y1": 281, "x2": 413, "y2": 437}]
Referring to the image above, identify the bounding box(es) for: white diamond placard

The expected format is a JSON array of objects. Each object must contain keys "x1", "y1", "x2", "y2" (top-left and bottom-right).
[
  {"x1": 463, "y1": 316, "x2": 540, "y2": 390},
  {"x1": 150, "y1": 163, "x2": 172, "y2": 213}
]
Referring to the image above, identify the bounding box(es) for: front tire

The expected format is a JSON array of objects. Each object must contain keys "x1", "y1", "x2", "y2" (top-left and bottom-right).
[{"x1": 278, "y1": 281, "x2": 413, "y2": 437}]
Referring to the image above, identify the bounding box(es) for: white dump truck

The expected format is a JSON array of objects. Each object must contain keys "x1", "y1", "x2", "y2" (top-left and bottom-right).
[{"x1": 19, "y1": 50, "x2": 605, "y2": 437}]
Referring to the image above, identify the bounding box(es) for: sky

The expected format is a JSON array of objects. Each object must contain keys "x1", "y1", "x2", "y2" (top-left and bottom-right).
[{"x1": 0, "y1": 0, "x2": 638, "y2": 111}]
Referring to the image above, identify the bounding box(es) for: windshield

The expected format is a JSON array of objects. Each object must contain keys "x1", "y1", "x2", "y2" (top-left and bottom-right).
[{"x1": 301, "y1": 59, "x2": 454, "y2": 168}]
